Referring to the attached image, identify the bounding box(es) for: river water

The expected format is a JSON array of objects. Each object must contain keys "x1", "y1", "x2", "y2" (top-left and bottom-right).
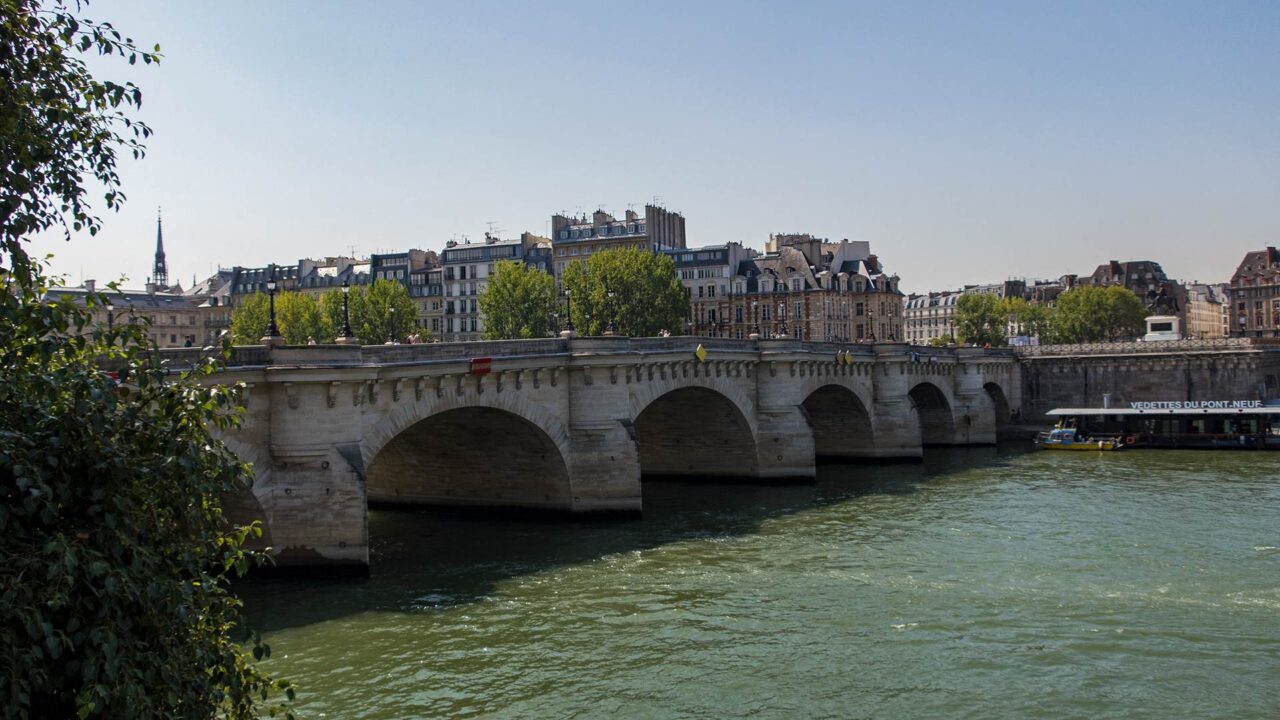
[{"x1": 241, "y1": 447, "x2": 1280, "y2": 719}]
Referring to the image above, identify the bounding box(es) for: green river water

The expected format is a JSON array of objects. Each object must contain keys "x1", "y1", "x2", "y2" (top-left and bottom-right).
[{"x1": 240, "y1": 446, "x2": 1280, "y2": 719}]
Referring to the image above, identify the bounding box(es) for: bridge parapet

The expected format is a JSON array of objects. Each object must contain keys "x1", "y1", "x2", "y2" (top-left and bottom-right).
[{"x1": 1013, "y1": 337, "x2": 1280, "y2": 358}]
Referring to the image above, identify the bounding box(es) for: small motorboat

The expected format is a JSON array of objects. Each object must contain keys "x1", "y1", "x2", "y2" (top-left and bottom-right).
[{"x1": 1035, "y1": 427, "x2": 1124, "y2": 451}]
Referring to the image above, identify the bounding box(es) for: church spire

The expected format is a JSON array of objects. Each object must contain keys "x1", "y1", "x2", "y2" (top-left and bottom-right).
[{"x1": 152, "y1": 207, "x2": 168, "y2": 289}]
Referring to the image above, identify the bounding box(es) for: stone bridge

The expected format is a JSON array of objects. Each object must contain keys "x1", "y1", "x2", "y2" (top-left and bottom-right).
[{"x1": 170, "y1": 337, "x2": 1019, "y2": 569}]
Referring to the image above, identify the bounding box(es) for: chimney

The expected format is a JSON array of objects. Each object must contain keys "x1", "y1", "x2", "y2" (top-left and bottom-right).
[
  {"x1": 145, "y1": 282, "x2": 156, "y2": 294},
  {"x1": 83, "y1": 279, "x2": 95, "y2": 293}
]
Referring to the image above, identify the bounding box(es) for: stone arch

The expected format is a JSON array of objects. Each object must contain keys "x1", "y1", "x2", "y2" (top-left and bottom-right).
[
  {"x1": 364, "y1": 405, "x2": 573, "y2": 511},
  {"x1": 361, "y1": 390, "x2": 570, "y2": 472},
  {"x1": 801, "y1": 384, "x2": 875, "y2": 460},
  {"x1": 632, "y1": 386, "x2": 759, "y2": 479},
  {"x1": 215, "y1": 435, "x2": 274, "y2": 552},
  {"x1": 628, "y1": 373, "x2": 758, "y2": 437},
  {"x1": 984, "y1": 381, "x2": 1012, "y2": 426},
  {"x1": 909, "y1": 381, "x2": 957, "y2": 446}
]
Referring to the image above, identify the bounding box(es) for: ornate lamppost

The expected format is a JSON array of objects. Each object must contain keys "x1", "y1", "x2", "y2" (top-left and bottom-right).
[
  {"x1": 561, "y1": 289, "x2": 575, "y2": 338},
  {"x1": 340, "y1": 279, "x2": 353, "y2": 340},
  {"x1": 750, "y1": 301, "x2": 759, "y2": 340},
  {"x1": 105, "y1": 300, "x2": 114, "y2": 333},
  {"x1": 605, "y1": 289, "x2": 617, "y2": 335},
  {"x1": 386, "y1": 306, "x2": 397, "y2": 344},
  {"x1": 263, "y1": 266, "x2": 281, "y2": 341}
]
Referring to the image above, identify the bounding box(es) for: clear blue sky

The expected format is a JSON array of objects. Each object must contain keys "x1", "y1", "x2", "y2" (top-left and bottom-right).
[{"x1": 30, "y1": 0, "x2": 1280, "y2": 293}]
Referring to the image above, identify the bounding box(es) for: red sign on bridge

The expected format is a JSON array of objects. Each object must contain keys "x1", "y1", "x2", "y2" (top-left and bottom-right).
[{"x1": 470, "y1": 357, "x2": 492, "y2": 376}]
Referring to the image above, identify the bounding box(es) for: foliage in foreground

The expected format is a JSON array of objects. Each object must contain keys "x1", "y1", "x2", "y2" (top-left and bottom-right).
[
  {"x1": 1, "y1": 1, "x2": 292, "y2": 717},
  {"x1": 0, "y1": 275, "x2": 295, "y2": 718}
]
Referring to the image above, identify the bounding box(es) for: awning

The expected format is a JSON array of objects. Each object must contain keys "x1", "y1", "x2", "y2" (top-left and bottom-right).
[{"x1": 1048, "y1": 407, "x2": 1280, "y2": 416}]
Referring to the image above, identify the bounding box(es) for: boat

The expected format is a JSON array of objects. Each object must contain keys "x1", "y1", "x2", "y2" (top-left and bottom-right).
[
  {"x1": 1035, "y1": 427, "x2": 1125, "y2": 451},
  {"x1": 1045, "y1": 403, "x2": 1280, "y2": 451}
]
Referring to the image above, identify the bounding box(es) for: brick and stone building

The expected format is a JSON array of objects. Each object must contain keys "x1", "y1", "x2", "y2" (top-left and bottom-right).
[
  {"x1": 686, "y1": 234, "x2": 904, "y2": 342},
  {"x1": 1228, "y1": 247, "x2": 1280, "y2": 337},
  {"x1": 1083, "y1": 259, "x2": 1187, "y2": 327}
]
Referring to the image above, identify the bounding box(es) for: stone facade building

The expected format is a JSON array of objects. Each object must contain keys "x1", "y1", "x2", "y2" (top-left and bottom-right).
[
  {"x1": 1228, "y1": 247, "x2": 1280, "y2": 337},
  {"x1": 904, "y1": 291, "x2": 960, "y2": 345},
  {"x1": 440, "y1": 232, "x2": 552, "y2": 342},
  {"x1": 49, "y1": 280, "x2": 203, "y2": 349},
  {"x1": 1184, "y1": 283, "x2": 1228, "y2": 339},
  {"x1": 551, "y1": 205, "x2": 686, "y2": 282}
]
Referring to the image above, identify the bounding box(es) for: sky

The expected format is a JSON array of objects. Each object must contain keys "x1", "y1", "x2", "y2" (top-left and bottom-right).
[{"x1": 29, "y1": 0, "x2": 1280, "y2": 294}]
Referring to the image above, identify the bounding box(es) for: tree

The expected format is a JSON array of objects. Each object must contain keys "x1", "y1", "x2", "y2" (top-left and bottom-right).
[
  {"x1": 355, "y1": 280, "x2": 416, "y2": 344},
  {"x1": 229, "y1": 292, "x2": 270, "y2": 345},
  {"x1": 1001, "y1": 296, "x2": 1054, "y2": 341},
  {"x1": 275, "y1": 292, "x2": 332, "y2": 344},
  {"x1": 317, "y1": 281, "x2": 417, "y2": 345},
  {"x1": 1, "y1": 3, "x2": 292, "y2": 717},
  {"x1": 1050, "y1": 285, "x2": 1147, "y2": 343},
  {"x1": 478, "y1": 260, "x2": 558, "y2": 339},
  {"x1": 953, "y1": 293, "x2": 1006, "y2": 346},
  {"x1": 561, "y1": 248, "x2": 689, "y2": 337}
]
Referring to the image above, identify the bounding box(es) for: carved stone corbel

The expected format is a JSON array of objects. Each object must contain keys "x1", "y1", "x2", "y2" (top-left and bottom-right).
[
  {"x1": 414, "y1": 377, "x2": 425, "y2": 401},
  {"x1": 515, "y1": 369, "x2": 523, "y2": 390},
  {"x1": 609, "y1": 366, "x2": 618, "y2": 385},
  {"x1": 582, "y1": 367, "x2": 593, "y2": 386},
  {"x1": 436, "y1": 374, "x2": 448, "y2": 398},
  {"x1": 328, "y1": 381, "x2": 340, "y2": 408},
  {"x1": 367, "y1": 380, "x2": 379, "y2": 404},
  {"x1": 456, "y1": 375, "x2": 465, "y2": 396},
  {"x1": 283, "y1": 382, "x2": 300, "y2": 410},
  {"x1": 550, "y1": 368, "x2": 560, "y2": 387},
  {"x1": 533, "y1": 368, "x2": 542, "y2": 389},
  {"x1": 393, "y1": 378, "x2": 404, "y2": 402}
]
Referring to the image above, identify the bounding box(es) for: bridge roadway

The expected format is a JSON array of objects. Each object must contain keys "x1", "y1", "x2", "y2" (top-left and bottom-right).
[{"x1": 167, "y1": 337, "x2": 1019, "y2": 569}]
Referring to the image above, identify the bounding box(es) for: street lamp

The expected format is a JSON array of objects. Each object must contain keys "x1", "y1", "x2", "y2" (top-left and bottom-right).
[
  {"x1": 386, "y1": 306, "x2": 396, "y2": 344},
  {"x1": 1239, "y1": 315, "x2": 1247, "y2": 338},
  {"x1": 605, "y1": 289, "x2": 617, "y2": 335},
  {"x1": 563, "y1": 289, "x2": 574, "y2": 333},
  {"x1": 105, "y1": 300, "x2": 115, "y2": 333},
  {"x1": 264, "y1": 266, "x2": 280, "y2": 338},
  {"x1": 340, "y1": 279, "x2": 353, "y2": 340},
  {"x1": 750, "y1": 301, "x2": 759, "y2": 340}
]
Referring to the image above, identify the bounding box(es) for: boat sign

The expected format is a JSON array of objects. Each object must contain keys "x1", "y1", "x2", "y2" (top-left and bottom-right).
[
  {"x1": 1129, "y1": 400, "x2": 1263, "y2": 410},
  {"x1": 470, "y1": 357, "x2": 492, "y2": 376}
]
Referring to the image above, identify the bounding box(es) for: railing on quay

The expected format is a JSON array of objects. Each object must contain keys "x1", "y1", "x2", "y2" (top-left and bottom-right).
[{"x1": 1012, "y1": 337, "x2": 1280, "y2": 358}]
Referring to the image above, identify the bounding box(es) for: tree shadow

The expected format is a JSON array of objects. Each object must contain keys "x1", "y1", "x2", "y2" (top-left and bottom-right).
[{"x1": 237, "y1": 444, "x2": 1032, "y2": 632}]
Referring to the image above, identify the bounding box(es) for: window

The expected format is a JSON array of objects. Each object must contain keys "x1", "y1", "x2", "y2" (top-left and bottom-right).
[
  {"x1": 735, "y1": 307, "x2": 743, "y2": 322},
  {"x1": 856, "y1": 303, "x2": 864, "y2": 316},
  {"x1": 762, "y1": 306, "x2": 770, "y2": 321},
  {"x1": 698, "y1": 286, "x2": 704, "y2": 298},
  {"x1": 791, "y1": 278, "x2": 802, "y2": 292},
  {"x1": 794, "y1": 302, "x2": 802, "y2": 320},
  {"x1": 707, "y1": 285, "x2": 715, "y2": 298}
]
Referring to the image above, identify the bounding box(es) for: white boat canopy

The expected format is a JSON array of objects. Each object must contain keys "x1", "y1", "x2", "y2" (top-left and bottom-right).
[{"x1": 1048, "y1": 407, "x2": 1280, "y2": 416}]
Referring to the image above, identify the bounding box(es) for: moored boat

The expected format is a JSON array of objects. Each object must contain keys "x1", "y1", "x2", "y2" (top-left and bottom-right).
[{"x1": 1035, "y1": 427, "x2": 1125, "y2": 451}]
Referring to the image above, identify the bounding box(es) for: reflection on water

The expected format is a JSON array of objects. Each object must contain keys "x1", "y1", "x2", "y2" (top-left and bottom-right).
[{"x1": 241, "y1": 447, "x2": 1280, "y2": 719}]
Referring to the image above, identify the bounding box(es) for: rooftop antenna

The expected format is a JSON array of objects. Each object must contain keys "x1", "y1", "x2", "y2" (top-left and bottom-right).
[
  {"x1": 486, "y1": 221, "x2": 499, "y2": 237},
  {"x1": 574, "y1": 205, "x2": 584, "y2": 218},
  {"x1": 627, "y1": 202, "x2": 636, "y2": 212},
  {"x1": 652, "y1": 195, "x2": 663, "y2": 206}
]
